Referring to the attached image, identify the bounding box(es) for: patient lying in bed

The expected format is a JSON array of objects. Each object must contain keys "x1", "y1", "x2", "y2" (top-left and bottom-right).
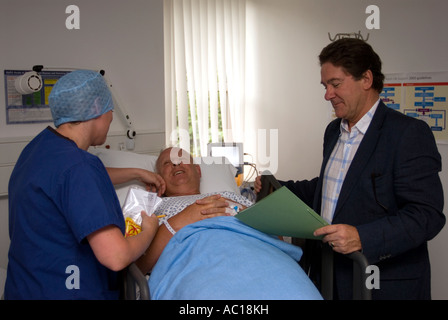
[{"x1": 136, "y1": 147, "x2": 322, "y2": 300}]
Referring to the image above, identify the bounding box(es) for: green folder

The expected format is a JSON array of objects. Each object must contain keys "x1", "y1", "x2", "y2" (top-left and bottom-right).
[{"x1": 235, "y1": 186, "x2": 328, "y2": 239}]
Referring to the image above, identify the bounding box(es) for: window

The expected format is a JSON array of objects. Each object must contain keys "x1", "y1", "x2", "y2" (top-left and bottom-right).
[{"x1": 164, "y1": 0, "x2": 246, "y2": 157}]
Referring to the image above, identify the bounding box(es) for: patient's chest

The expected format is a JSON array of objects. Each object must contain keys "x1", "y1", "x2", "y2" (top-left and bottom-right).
[{"x1": 155, "y1": 192, "x2": 253, "y2": 222}]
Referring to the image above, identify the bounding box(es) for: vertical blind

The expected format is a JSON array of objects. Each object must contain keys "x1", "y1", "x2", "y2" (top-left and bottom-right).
[{"x1": 164, "y1": 0, "x2": 246, "y2": 156}]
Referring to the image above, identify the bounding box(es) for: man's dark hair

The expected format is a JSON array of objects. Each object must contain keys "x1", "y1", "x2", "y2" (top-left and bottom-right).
[{"x1": 319, "y1": 38, "x2": 385, "y2": 93}]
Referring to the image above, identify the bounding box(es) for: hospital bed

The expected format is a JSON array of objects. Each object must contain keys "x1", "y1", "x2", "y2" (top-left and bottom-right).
[
  {"x1": 93, "y1": 148, "x2": 287, "y2": 300},
  {"x1": 92, "y1": 148, "x2": 370, "y2": 300}
]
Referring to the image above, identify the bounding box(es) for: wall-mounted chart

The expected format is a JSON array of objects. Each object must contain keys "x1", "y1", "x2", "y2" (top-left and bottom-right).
[
  {"x1": 4, "y1": 70, "x2": 69, "y2": 124},
  {"x1": 381, "y1": 72, "x2": 448, "y2": 142}
]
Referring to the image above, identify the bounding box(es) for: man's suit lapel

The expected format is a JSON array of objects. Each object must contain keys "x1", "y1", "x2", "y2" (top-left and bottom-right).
[{"x1": 329, "y1": 102, "x2": 388, "y2": 221}]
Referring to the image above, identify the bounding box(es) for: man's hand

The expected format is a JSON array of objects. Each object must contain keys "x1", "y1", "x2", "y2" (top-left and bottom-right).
[
  {"x1": 168, "y1": 194, "x2": 231, "y2": 231},
  {"x1": 195, "y1": 194, "x2": 239, "y2": 215},
  {"x1": 254, "y1": 175, "x2": 262, "y2": 194},
  {"x1": 313, "y1": 224, "x2": 362, "y2": 254}
]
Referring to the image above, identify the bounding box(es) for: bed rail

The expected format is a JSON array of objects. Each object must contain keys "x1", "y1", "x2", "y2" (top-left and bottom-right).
[
  {"x1": 123, "y1": 263, "x2": 150, "y2": 300},
  {"x1": 321, "y1": 244, "x2": 372, "y2": 300}
]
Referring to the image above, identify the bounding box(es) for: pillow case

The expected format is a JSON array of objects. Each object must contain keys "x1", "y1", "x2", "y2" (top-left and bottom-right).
[
  {"x1": 89, "y1": 148, "x2": 157, "y2": 204},
  {"x1": 89, "y1": 148, "x2": 240, "y2": 206},
  {"x1": 89, "y1": 148, "x2": 157, "y2": 170},
  {"x1": 195, "y1": 156, "x2": 239, "y2": 195}
]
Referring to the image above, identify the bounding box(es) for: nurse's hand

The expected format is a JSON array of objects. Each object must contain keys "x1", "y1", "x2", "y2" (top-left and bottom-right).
[
  {"x1": 88, "y1": 211, "x2": 159, "y2": 272},
  {"x1": 106, "y1": 167, "x2": 166, "y2": 196},
  {"x1": 140, "y1": 210, "x2": 159, "y2": 236},
  {"x1": 139, "y1": 171, "x2": 166, "y2": 197}
]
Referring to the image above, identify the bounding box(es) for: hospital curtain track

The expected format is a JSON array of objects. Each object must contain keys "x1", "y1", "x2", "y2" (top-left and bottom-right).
[{"x1": 164, "y1": 0, "x2": 246, "y2": 157}]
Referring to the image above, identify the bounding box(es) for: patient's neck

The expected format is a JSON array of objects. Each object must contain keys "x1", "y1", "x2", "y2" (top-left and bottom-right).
[{"x1": 164, "y1": 188, "x2": 200, "y2": 197}]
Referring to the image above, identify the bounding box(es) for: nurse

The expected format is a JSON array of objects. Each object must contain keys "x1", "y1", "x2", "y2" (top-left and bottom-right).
[{"x1": 5, "y1": 70, "x2": 162, "y2": 299}]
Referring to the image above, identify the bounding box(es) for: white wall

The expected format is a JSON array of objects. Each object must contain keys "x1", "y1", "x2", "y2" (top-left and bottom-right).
[
  {"x1": 0, "y1": 0, "x2": 165, "y2": 274},
  {"x1": 245, "y1": 0, "x2": 448, "y2": 299},
  {"x1": 0, "y1": 0, "x2": 165, "y2": 139}
]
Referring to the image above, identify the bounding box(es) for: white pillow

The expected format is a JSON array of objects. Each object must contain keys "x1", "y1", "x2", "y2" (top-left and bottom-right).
[
  {"x1": 90, "y1": 149, "x2": 240, "y2": 206},
  {"x1": 89, "y1": 148, "x2": 157, "y2": 204},
  {"x1": 196, "y1": 156, "x2": 240, "y2": 195},
  {"x1": 89, "y1": 148, "x2": 157, "y2": 171}
]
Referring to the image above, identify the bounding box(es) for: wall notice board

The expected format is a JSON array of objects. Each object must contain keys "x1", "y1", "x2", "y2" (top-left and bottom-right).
[
  {"x1": 382, "y1": 72, "x2": 448, "y2": 142},
  {"x1": 4, "y1": 70, "x2": 69, "y2": 125}
]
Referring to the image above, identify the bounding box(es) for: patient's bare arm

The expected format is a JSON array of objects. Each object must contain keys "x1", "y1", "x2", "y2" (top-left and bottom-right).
[{"x1": 136, "y1": 194, "x2": 231, "y2": 274}]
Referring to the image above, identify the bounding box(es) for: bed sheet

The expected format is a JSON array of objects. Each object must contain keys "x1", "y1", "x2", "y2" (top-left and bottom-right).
[{"x1": 149, "y1": 216, "x2": 322, "y2": 300}]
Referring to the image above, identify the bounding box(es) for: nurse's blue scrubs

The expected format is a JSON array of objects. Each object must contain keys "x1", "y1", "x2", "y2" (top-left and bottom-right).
[{"x1": 5, "y1": 127, "x2": 125, "y2": 300}]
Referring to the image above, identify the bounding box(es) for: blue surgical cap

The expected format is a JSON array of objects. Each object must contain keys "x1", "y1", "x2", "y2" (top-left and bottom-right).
[{"x1": 49, "y1": 70, "x2": 114, "y2": 127}]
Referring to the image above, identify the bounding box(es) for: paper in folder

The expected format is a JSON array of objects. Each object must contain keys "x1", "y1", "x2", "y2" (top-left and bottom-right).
[{"x1": 235, "y1": 186, "x2": 328, "y2": 239}]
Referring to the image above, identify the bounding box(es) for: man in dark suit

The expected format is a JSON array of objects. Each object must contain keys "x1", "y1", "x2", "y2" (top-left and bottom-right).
[{"x1": 255, "y1": 38, "x2": 445, "y2": 299}]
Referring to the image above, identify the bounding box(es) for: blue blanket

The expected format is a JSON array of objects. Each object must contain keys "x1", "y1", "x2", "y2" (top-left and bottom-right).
[{"x1": 149, "y1": 216, "x2": 322, "y2": 300}]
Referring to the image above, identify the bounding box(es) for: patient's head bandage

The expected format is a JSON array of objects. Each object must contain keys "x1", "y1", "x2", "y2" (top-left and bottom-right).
[{"x1": 49, "y1": 70, "x2": 114, "y2": 127}]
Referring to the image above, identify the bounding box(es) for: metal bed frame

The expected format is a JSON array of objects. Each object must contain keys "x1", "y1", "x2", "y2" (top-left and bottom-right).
[{"x1": 122, "y1": 173, "x2": 371, "y2": 300}]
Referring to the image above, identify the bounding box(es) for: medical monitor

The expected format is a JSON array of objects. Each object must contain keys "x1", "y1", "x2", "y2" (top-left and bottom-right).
[{"x1": 207, "y1": 142, "x2": 243, "y2": 176}]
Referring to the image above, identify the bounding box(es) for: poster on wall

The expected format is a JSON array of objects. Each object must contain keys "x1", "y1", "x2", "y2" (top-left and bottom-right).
[
  {"x1": 4, "y1": 70, "x2": 69, "y2": 124},
  {"x1": 381, "y1": 72, "x2": 448, "y2": 143}
]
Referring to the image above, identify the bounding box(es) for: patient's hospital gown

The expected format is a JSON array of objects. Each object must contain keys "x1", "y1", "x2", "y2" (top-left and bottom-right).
[
  {"x1": 150, "y1": 191, "x2": 323, "y2": 300},
  {"x1": 155, "y1": 191, "x2": 253, "y2": 223}
]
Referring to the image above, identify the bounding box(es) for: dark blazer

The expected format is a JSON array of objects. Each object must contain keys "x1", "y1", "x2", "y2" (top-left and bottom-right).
[{"x1": 283, "y1": 101, "x2": 445, "y2": 299}]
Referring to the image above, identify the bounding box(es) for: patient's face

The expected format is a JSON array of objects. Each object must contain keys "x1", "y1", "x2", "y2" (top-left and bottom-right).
[{"x1": 156, "y1": 147, "x2": 202, "y2": 196}]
